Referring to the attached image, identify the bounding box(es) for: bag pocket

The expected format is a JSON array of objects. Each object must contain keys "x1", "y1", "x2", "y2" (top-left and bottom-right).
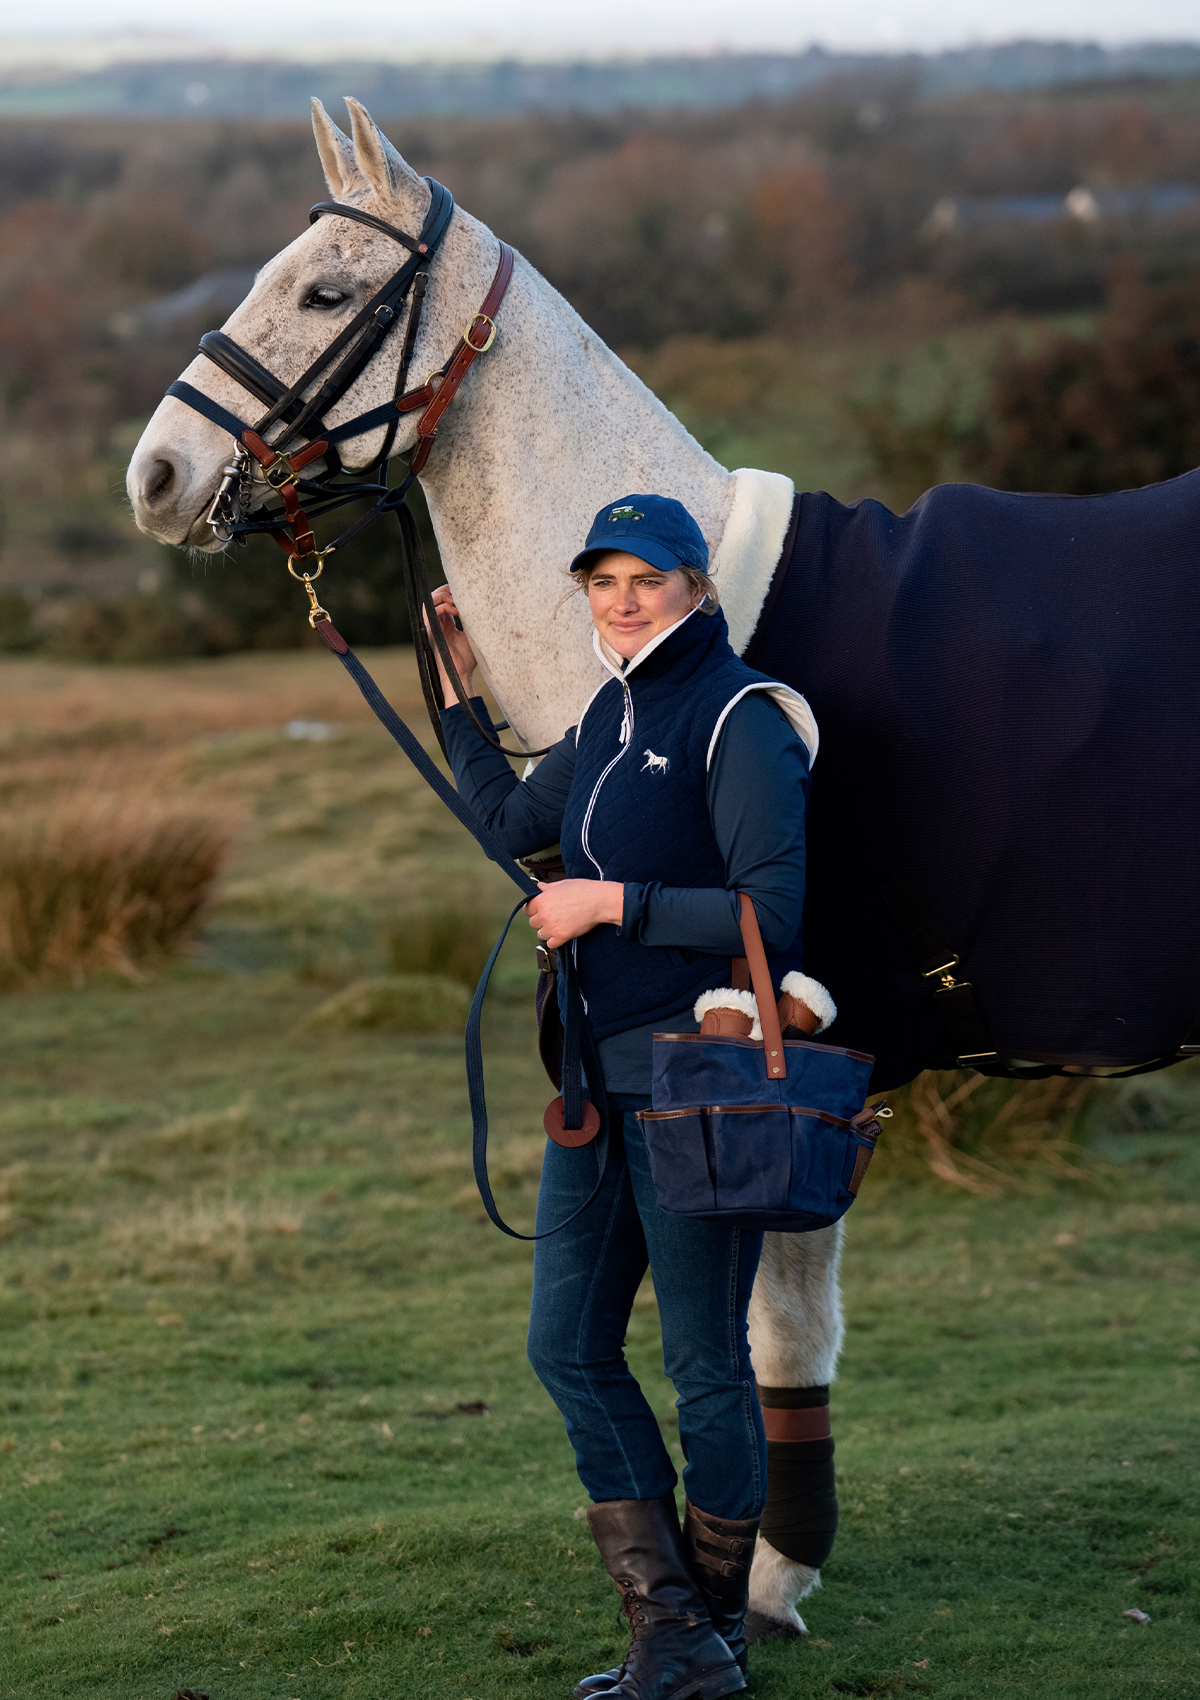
[
  {"x1": 639, "y1": 1104, "x2": 794, "y2": 1219},
  {"x1": 706, "y1": 1104, "x2": 793, "y2": 1215},
  {"x1": 637, "y1": 1109, "x2": 717, "y2": 1216},
  {"x1": 785, "y1": 1106, "x2": 857, "y2": 1217}
]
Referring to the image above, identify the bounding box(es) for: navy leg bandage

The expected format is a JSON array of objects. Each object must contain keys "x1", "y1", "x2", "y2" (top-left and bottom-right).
[{"x1": 757, "y1": 1383, "x2": 838, "y2": 1569}]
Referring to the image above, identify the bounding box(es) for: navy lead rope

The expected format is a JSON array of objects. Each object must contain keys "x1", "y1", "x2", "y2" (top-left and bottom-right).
[{"x1": 313, "y1": 618, "x2": 609, "y2": 1241}]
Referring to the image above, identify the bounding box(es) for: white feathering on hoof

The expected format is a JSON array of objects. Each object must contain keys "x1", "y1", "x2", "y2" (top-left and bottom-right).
[
  {"x1": 745, "y1": 1537, "x2": 821, "y2": 1640},
  {"x1": 694, "y1": 987, "x2": 762, "y2": 1038},
  {"x1": 779, "y1": 972, "x2": 837, "y2": 1034}
]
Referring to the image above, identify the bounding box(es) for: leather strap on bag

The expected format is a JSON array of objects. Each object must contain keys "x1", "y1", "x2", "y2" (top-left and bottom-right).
[{"x1": 738, "y1": 893, "x2": 786, "y2": 1081}]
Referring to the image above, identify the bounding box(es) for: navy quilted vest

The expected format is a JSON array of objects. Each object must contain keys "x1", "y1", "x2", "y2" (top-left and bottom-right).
[{"x1": 561, "y1": 608, "x2": 787, "y2": 1040}]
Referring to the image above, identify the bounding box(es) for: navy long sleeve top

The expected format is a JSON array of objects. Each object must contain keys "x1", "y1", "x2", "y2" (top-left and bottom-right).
[{"x1": 442, "y1": 691, "x2": 809, "y2": 1091}]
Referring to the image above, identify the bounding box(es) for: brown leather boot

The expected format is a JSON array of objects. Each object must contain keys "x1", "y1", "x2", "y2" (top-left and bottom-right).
[
  {"x1": 681, "y1": 1502, "x2": 760, "y2": 1677},
  {"x1": 572, "y1": 1495, "x2": 744, "y2": 1700}
]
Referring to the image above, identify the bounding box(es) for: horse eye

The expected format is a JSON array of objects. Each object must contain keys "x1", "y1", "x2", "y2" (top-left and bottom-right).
[{"x1": 304, "y1": 285, "x2": 347, "y2": 309}]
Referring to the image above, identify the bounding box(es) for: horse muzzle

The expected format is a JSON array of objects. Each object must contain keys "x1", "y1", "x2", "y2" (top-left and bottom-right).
[{"x1": 126, "y1": 436, "x2": 226, "y2": 550}]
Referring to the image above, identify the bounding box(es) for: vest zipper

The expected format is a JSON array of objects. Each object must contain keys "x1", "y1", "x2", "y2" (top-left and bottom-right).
[{"x1": 580, "y1": 678, "x2": 634, "y2": 879}]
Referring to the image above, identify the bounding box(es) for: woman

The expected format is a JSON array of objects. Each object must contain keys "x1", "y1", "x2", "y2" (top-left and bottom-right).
[{"x1": 431, "y1": 494, "x2": 815, "y2": 1700}]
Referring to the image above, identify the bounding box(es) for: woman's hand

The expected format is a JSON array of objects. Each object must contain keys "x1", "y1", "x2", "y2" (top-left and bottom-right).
[
  {"x1": 526, "y1": 879, "x2": 624, "y2": 950},
  {"x1": 425, "y1": 584, "x2": 478, "y2": 703}
]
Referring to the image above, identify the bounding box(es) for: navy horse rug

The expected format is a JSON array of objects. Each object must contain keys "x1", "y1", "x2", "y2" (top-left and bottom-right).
[{"x1": 744, "y1": 468, "x2": 1200, "y2": 1092}]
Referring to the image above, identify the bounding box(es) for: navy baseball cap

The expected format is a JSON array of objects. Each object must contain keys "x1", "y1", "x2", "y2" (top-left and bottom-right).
[{"x1": 569, "y1": 494, "x2": 710, "y2": 575}]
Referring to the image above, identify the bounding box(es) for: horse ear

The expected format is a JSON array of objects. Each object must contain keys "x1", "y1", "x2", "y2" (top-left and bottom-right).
[
  {"x1": 344, "y1": 96, "x2": 425, "y2": 204},
  {"x1": 311, "y1": 98, "x2": 362, "y2": 198}
]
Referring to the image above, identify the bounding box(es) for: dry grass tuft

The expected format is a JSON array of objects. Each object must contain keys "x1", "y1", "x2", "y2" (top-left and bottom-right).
[
  {"x1": 387, "y1": 900, "x2": 498, "y2": 988},
  {"x1": 104, "y1": 1191, "x2": 303, "y2": 1283},
  {"x1": 135, "y1": 1104, "x2": 257, "y2": 1159},
  {"x1": 311, "y1": 973, "x2": 471, "y2": 1035},
  {"x1": 874, "y1": 1069, "x2": 1096, "y2": 1192},
  {"x1": 0, "y1": 798, "x2": 231, "y2": 988}
]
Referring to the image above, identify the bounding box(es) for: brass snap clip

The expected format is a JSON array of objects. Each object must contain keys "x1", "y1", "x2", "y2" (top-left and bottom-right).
[{"x1": 287, "y1": 548, "x2": 334, "y2": 627}]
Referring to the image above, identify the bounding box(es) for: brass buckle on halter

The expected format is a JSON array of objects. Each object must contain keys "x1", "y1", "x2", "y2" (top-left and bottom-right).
[
  {"x1": 264, "y1": 453, "x2": 300, "y2": 491},
  {"x1": 288, "y1": 548, "x2": 333, "y2": 627},
  {"x1": 463, "y1": 313, "x2": 497, "y2": 354}
]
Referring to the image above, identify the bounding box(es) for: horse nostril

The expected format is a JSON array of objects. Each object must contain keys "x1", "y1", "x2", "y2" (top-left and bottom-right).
[{"x1": 144, "y1": 458, "x2": 176, "y2": 504}]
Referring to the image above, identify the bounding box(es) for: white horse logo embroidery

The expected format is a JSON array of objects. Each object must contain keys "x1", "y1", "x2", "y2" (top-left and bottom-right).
[{"x1": 641, "y1": 749, "x2": 669, "y2": 775}]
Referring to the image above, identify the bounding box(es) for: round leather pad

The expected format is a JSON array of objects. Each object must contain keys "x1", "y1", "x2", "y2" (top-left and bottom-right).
[{"x1": 544, "y1": 1096, "x2": 601, "y2": 1147}]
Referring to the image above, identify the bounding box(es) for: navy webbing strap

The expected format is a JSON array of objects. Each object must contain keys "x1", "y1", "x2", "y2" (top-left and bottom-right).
[
  {"x1": 312, "y1": 618, "x2": 610, "y2": 1240},
  {"x1": 314, "y1": 617, "x2": 536, "y2": 894},
  {"x1": 463, "y1": 904, "x2": 611, "y2": 1241},
  {"x1": 165, "y1": 380, "x2": 253, "y2": 441}
]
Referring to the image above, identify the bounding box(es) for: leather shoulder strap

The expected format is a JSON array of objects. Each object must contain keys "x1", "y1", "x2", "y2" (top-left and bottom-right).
[{"x1": 738, "y1": 893, "x2": 785, "y2": 1080}]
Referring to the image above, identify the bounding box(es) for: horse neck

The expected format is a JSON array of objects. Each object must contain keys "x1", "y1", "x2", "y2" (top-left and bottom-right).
[{"x1": 417, "y1": 255, "x2": 735, "y2": 750}]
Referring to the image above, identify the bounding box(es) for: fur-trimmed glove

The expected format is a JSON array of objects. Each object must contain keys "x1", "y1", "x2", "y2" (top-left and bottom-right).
[
  {"x1": 777, "y1": 972, "x2": 837, "y2": 1036},
  {"x1": 694, "y1": 988, "x2": 759, "y2": 1038}
]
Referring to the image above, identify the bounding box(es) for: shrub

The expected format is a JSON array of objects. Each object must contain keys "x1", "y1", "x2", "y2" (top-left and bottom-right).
[
  {"x1": 37, "y1": 486, "x2": 444, "y2": 663},
  {"x1": 387, "y1": 902, "x2": 497, "y2": 988},
  {"x1": 312, "y1": 973, "x2": 471, "y2": 1035},
  {"x1": 858, "y1": 267, "x2": 1200, "y2": 503},
  {"x1": 43, "y1": 591, "x2": 235, "y2": 664},
  {"x1": 0, "y1": 802, "x2": 231, "y2": 988},
  {"x1": 974, "y1": 264, "x2": 1200, "y2": 493},
  {"x1": 0, "y1": 591, "x2": 37, "y2": 653}
]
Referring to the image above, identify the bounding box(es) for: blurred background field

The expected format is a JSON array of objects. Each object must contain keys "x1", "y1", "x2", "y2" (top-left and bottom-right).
[
  {"x1": 2, "y1": 62, "x2": 1200, "y2": 655},
  {"x1": 1, "y1": 46, "x2": 1199, "y2": 1700}
]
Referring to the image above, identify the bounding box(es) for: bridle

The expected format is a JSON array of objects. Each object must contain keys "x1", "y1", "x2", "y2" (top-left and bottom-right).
[{"x1": 163, "y1": 176, "x2": 548, "y2": 758}]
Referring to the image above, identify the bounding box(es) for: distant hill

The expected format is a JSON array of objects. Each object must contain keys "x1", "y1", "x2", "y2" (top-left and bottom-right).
[{"x1": 1, "y1": 39, "x2": 1198, "y2": 119}]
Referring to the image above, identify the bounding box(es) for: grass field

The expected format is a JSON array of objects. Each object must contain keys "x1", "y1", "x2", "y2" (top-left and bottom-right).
[{"x1": 1, "y1": 650, "x2": 1198, "y2": 1700}]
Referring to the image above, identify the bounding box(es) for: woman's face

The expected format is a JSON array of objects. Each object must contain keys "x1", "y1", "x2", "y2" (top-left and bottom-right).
[{"x1": 585, "y1": 552, "x2": 697, "y2": 660}]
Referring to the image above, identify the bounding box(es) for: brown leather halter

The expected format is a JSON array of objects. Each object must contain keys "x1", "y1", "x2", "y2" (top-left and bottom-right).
[
  {"x1": 237, "y1": 240, "x2": 514, "y2": 576},
  {"x1": 166, "y1": 180, "x2": 543, "y2": 757},
  {"x1": 242, "y1": 239, "x2": 539, "y2": 759}
]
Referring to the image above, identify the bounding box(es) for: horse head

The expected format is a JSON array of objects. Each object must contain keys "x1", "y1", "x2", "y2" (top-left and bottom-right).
[
  {"x1": 126, "y1": 98, "x2": 501, "y2": 548},
  {"x1": 123, "y1": 96, "x2": 782, "y2": 755}
]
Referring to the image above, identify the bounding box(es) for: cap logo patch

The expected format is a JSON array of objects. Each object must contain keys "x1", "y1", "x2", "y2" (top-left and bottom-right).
[{"x1": 609, "y1": 506, "x2": 643, "y2": 521}]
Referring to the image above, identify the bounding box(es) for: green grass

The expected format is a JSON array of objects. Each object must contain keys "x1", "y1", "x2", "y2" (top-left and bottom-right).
[
  {"x1": 1, "y1": 652, "x2": 1198, "y2": 1698},
  {"x1": 3, "y1": 972, "x2": 1198, "y2": 1699}
]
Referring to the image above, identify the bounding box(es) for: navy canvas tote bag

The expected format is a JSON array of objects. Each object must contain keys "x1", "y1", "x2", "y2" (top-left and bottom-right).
[{"x1": 638, "y1": 896, "x2": 888, "y2": 1232}]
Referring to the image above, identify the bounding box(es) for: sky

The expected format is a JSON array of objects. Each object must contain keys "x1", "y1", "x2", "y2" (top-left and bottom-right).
[{"x1": 2, "y1": 0, "x2": 1198, "y2": 61}]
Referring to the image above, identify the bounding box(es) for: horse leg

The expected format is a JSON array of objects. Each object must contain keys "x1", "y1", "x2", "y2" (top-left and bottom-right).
[{"x1": 745, "y1": 1222, "x2": 844, "y2": 1640}]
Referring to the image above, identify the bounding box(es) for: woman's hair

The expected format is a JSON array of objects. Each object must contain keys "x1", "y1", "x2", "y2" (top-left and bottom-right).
[{"x1": 571, "y1": 557, "x2": 720, "y2": 614}]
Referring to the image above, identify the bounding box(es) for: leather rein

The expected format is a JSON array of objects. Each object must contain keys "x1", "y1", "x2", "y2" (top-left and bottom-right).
[{"x1": 163, "y1": 175, "x2": 547, "y2": 759}]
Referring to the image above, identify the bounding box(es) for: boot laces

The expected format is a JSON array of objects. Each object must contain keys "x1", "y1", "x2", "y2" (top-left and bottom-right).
[{"x1": 617, "y1": 1579, "x2": 647, "y2": 1636}]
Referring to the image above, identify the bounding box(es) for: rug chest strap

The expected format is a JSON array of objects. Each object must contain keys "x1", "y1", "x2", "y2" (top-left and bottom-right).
[{"x1": 879, "y1": 875, "x2": 1002, "y2": 1072}]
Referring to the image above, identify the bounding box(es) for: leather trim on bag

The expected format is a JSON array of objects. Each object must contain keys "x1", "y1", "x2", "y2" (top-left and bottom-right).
[
  {"x1": 636, "y1": 1104, "x2": 853, "y2": 1127},
  {"x1": 653, "y1": 1033, "x2": 875, "y2": 1063},
  {"x1": 848, "y1": 1143, "x2": 875, "y2": 1196}
]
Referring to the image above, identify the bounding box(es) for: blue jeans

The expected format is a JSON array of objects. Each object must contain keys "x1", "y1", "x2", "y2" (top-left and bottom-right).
[{"x1": 526, "y1": 1094, "x2": 766, "y2": 1520}]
